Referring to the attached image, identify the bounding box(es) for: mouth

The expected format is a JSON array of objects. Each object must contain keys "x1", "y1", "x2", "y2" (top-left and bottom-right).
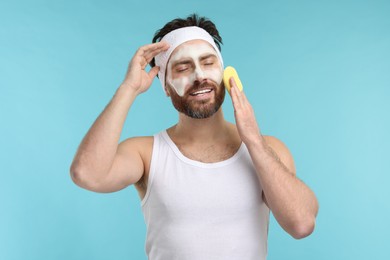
[{"x1": 189, "y1": 88, "x2": 213, "y2": 96}]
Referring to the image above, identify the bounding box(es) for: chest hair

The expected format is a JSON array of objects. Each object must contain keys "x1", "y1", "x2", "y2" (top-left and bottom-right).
[{"x1": 177, "y1": 143, "x2": 239, "y2": 163}]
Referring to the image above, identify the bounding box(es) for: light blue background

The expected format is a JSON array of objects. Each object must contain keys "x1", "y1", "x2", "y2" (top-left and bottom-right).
[{"x1": 1, "y1": 0, "x2": 389, "y2": 259}]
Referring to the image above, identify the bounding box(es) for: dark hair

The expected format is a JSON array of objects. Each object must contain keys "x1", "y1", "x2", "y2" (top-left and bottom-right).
[{"x1": 150, "y1": 13, "x2": 223, "y2": 68}]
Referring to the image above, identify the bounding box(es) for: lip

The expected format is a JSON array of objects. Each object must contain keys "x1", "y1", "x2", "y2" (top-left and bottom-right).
[
  {"x1": 188, "y1": 88, "x2": 215, "y2": 100},
  {"x1": 189, "y1": 87, "x2": 213, "y2": 96}
]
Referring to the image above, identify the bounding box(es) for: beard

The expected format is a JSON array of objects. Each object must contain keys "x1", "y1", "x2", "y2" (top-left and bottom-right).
[{"x1": 167, "y1": 80, "x2": 225, "y2": 119}]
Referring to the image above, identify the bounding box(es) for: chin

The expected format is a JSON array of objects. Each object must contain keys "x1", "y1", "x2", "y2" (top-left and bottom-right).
[{"x1": 169, "y1": 82, "x2": 225, "y2": 119}]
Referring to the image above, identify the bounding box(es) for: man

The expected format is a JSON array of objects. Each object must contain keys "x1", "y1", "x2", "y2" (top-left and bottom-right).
[{"x1": 70, "y1": 14, "x2": 319, "y2": 260}]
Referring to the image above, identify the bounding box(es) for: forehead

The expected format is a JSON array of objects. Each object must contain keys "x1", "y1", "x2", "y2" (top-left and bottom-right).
[{"x1": 169, "y1": 39, "x2": 217, "y2": 61}]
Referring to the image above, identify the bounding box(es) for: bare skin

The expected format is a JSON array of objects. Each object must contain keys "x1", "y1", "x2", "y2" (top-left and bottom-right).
[{"x1": 70, "y1": 39, "x2": 319, "y2": 240}]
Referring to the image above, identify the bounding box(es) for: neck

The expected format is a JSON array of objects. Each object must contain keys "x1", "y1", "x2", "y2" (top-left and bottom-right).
[{"x1": 168, "y1": 108, "x2": 230, "y2": 143}]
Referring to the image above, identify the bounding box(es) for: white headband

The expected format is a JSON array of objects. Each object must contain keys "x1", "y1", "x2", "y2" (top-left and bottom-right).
[{"x1": 154, "y1": 26, "x2": 224, "y2": 91}]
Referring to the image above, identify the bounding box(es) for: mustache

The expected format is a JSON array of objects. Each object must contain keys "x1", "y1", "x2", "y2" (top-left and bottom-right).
[{"x1": 185, "y1": 80, "x2": 218, "y2": 96}]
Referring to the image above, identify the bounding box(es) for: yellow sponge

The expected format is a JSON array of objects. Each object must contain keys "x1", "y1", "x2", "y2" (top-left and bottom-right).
[{"x1": 223, "y1": 66, "x2": 243, "y2": 94}]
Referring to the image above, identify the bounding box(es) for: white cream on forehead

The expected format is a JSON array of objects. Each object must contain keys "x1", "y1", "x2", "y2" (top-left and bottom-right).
[{"x1": 166, "y1": 42, "x2": 223, "y2": 96}]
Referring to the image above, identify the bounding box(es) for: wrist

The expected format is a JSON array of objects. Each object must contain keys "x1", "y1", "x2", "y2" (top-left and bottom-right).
[
  {"x1": 118, "y1": 82, "x2": 139, "y2": 96},
  {"x1": 116, "y1": 83, "x2": 139, "y2": 102}
]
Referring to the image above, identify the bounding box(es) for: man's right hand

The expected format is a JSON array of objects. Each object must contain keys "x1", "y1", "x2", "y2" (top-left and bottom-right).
[{"x1": 121, "y1": 41, "x2": 169, "y2": 94}]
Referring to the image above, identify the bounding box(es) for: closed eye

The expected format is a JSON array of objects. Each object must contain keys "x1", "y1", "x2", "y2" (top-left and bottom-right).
[
  {"x1": 173, "y1": 60, "x2": 192, "y2": 73},
  {"x1": 176, "y1": 67, "x2": 189, "y2": 72},
  {"x1": 203, "y1": 59, "x2": 215, "y2": 66},
  {"x1": 202, "y1": 57, "x2": 216, "y2": 66},
  {"x1": 200, "y1": 54, "x2": 217, "y2": 66}
]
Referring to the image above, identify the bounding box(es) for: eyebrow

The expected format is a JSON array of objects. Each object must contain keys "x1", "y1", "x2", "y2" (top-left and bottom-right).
[
  {"x1": 172, "y1": 53, "x2": 218, "y2": 67},
  {"x1": 172, "y1": 59, "x2": 192, "y2": 67},
  {"x1": 199, "y1": 54, "x2": 217, "y2": 61}
]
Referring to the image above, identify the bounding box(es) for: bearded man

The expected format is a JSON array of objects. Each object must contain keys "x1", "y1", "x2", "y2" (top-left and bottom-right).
[{"x1": 70, "y1": 14, "x2": 319, "y2": 260}]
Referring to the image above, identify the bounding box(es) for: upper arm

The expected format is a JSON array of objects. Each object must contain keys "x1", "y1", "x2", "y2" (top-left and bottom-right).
[{"x1": 82, "y1": 137, "x2": 153, "y2": 193}]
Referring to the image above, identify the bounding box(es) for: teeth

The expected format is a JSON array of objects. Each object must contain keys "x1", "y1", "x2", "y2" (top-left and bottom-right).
[{"x1": 192, "y1": 89, "x2": 212, "y2": 95}]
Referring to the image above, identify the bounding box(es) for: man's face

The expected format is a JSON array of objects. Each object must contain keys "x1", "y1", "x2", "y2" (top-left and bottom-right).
[{"x1": 165, "y1": 40, "x2": 225, "y2": 119}]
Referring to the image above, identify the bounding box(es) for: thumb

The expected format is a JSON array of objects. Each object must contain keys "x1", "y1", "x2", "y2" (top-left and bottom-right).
[{"x1": 148, "y1": 66, "x2": 160, "y2": 79}]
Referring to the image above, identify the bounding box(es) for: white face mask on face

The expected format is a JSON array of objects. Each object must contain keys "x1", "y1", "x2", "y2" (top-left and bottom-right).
[{"x1": 166, "y1": 42, "x2": 223, "y2": 96}]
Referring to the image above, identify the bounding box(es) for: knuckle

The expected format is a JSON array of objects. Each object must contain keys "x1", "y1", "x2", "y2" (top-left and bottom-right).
[{"x1": 137, "y1": 46, "x2": 145, "y2": 53}]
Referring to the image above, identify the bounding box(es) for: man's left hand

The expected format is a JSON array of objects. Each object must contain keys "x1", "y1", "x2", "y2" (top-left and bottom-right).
[{"x1": 229, "y1": 77, "x2": 263, "y2": 146}]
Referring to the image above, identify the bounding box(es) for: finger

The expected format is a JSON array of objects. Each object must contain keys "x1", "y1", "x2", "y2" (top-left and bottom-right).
[
  {"x1": 231, "y1": 77, "x2": 246, "y2": 104},
  {"x1": 142, "y1": 41, "x2": 169, "y2": 53},
  {"x1": 143, "y1": 44, "x2": 170, "y2": 66},
  {"x1": 240, "y1": 90, "x2": 250, "y2": 106},
  {"x1": 230, "y1": 78, "x2": 242, "y2": 110},
  {"x1": 143, "y1": 41, "x2": 169, "y2": 57},
  {"x1": 135, "y1": 42, "x2": 168, "y2": 62},
  {"x1": 144, "y1": 46, "x2": 169, "y2": 63},
  {"x1": 140, "y1": 44, "x2": 169, "y2": 69},
  {"x1": 139, "y1": 56, "x2": 149, "y2": 70},
  {"x1": 148, "y1": 66, "x2": 160, "y2": 79},
  {"x1": 230, "y1": 77, "x2": 243, "y2": 107}
]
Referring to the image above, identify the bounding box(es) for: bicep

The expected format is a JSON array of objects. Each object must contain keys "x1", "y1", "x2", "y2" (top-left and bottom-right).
[{"x1": 89, "y1": 138, "x2": 146, "y2": 193}]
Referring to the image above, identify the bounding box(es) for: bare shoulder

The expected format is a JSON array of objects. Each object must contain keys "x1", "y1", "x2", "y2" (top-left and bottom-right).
[
  {"x1": 120, "y1": 136, "x2": 153, "y2": 149},
  {"x1": 262, "y1": 135, "x2": 296, "y2": 175},
  {"x1": 119, "y1": 136, "x2": 154, "y2": 164}
]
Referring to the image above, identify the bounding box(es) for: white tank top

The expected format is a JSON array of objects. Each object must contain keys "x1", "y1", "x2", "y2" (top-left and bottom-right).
[{"x1": 141, "y1": 130, "x2": 270, "y2": 260}]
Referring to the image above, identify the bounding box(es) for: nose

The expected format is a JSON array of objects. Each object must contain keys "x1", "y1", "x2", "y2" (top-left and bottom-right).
[{"x1": 194, "y1": 67, "x2": 205, "y2": 84}]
